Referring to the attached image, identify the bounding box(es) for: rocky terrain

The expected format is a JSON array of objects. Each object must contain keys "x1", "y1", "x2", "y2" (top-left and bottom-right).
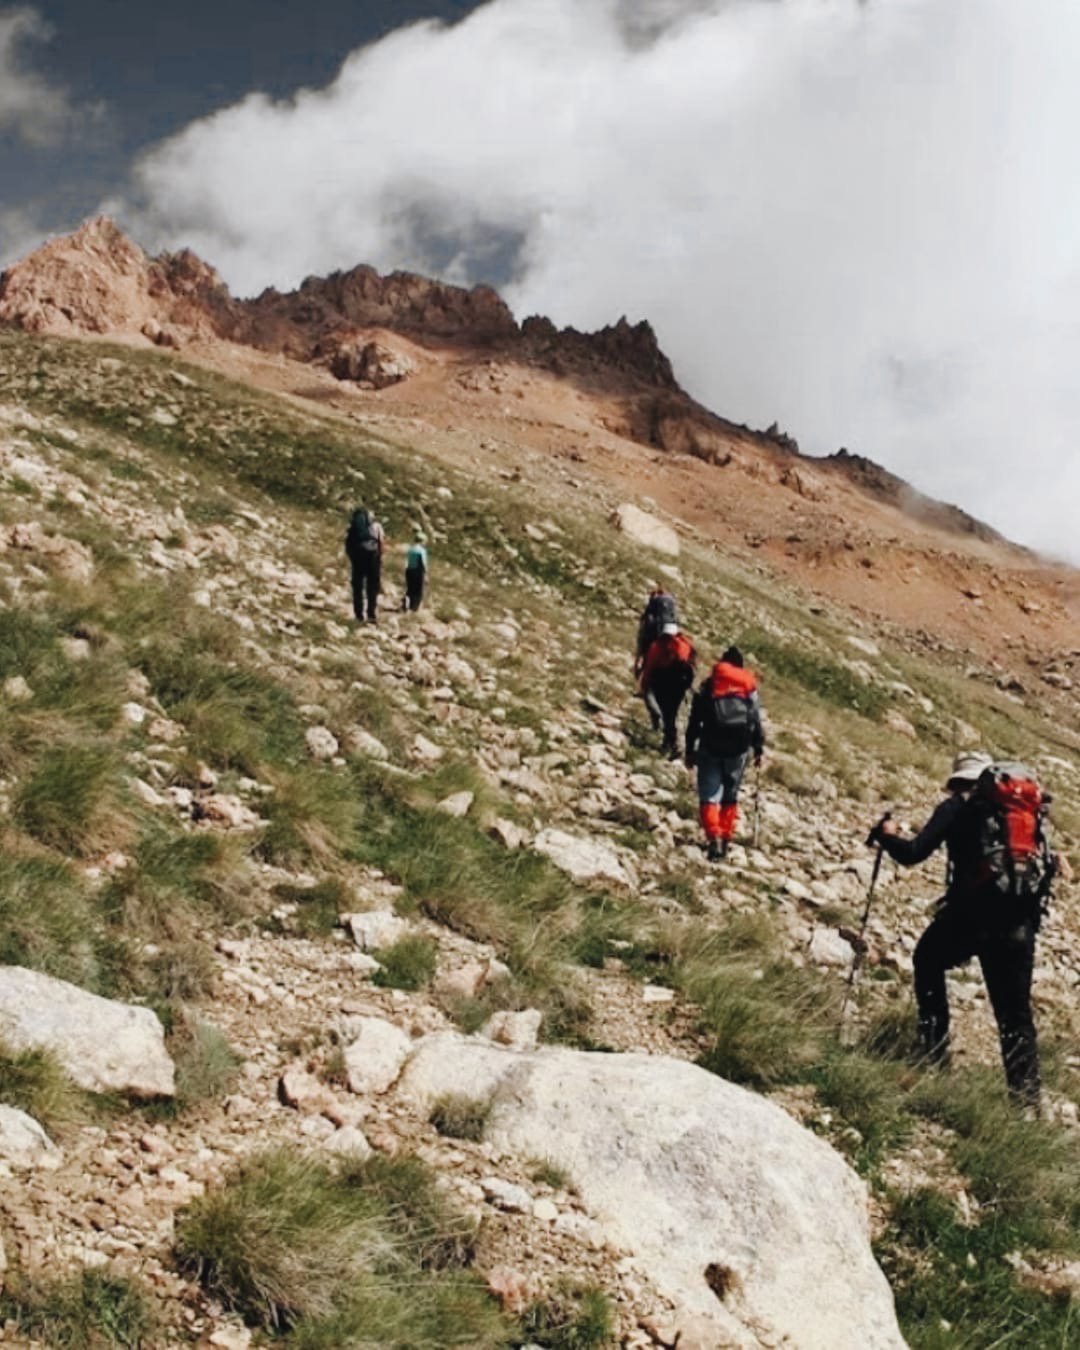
[{"x1": 0, "y1": 236, "x2": 1077, "y2": 1347}]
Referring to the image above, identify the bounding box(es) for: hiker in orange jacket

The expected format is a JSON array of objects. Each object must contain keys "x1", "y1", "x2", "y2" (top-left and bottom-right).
[
  {"x1": 638, "y1": 622, "x2": 697, "y2": 759},
  {"x1": 685, "y1": 646, "x2": 764, "y2": 860}
]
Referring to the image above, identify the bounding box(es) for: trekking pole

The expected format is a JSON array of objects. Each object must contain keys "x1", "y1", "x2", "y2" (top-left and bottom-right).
[
  {"x1": 839, "y1": 814, "x2": 891, "y2": 1032},
  {"x1": 752, "y1": 760, "x2": 763, "y2": 850}
]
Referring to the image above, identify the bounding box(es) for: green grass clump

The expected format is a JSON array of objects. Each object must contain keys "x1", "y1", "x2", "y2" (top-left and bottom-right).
[
  {"x1": 13, "y1": 743, "x2": 124, "y2": 855},
  {"x1": 271, "y1": 877, "x2": 349, "y2": 938},
  {"x1": 521, "y1": 1281, "x2": 616, "y2": 1348},
  {"x1": 742, "y1": 625, "x2": 890, "y2": 720},
  {"x1": 0, "y1": 1266, "x2": 158, "y2": 1348},
  {"x1": 673, "y1": 916, "x2": 834, "y2": 1088},
  {"x1": 175, "y1": 1148, "x2": 512, "y2": 1346},
  {"x1": 910, "y1": 1069, "x2": 1080, "y2": 1239},
  {"x1": 0, "y1": 853, "x2": 100, "y2": 987},
  {"x1": 171, "y1": 1018, "x2": 241, "y2": 1108},
  {"x1": 880, "y1": 1188, "x2": 1079, "y2": 1349},
  {"x1": 372, "y1": 934, "x2": 439, "y2": 991},
  {"x1": 429, "y1": 1093, "x2": 491, "y2": 1143},
  {"x1": 0, "y1": 1041, "x2": 86, "y2": 1133}
]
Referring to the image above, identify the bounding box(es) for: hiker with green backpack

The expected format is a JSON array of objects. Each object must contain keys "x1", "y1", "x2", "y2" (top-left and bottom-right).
[
  {"x1": 344, "y1": 507, "x2": 385, "y2": 623},
  {"x1": 868, "y1": 752, "x2": 1062, "y2": 1111}
]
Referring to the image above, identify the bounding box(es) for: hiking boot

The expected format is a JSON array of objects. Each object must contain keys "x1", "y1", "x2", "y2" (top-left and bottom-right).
[{"x1": 706, "y1": 838, "x2": 727, "y2": 862}]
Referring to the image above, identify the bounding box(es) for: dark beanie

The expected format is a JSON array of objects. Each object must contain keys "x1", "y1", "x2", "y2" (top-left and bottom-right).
[{"x1": 721, "y1": 645, "x2": 744, "y2": 667}]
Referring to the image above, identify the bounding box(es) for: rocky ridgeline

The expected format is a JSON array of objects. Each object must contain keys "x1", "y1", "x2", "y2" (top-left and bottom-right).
[
  {"x1": 0, "y1": 218, "x2": 1000, "y2": 506},
  {"x1": 0, "y1": 362, "x2": 1077, "y2": 1346}
]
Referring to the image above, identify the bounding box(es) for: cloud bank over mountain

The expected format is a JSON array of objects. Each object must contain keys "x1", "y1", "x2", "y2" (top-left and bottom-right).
[{"x1": 52, "y1": 0, "x2": 1080, "y2": 556}]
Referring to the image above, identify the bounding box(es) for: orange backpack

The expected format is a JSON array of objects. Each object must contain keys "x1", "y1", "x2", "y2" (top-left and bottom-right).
[{"x1": 973, "y1": 762, "x2": 1053, "y2": 901}]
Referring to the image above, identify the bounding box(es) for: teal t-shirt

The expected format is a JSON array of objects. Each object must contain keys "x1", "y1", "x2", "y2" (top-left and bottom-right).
[{"x1": 406, "y1": 543, "x2": 428, "y2": 570}]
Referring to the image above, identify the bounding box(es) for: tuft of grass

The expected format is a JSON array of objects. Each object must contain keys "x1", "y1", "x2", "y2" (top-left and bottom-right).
[
  {"x1": 175, "y1": 1147, "x2": 511, "y2": 1345},
  {"x1": 0, "y1": 1040, "x2": 86, "y2": 1133},
  {"x1": 809, "y1": 1048, "x2": 911, "y2": 1170},
  {"x1": 171, "y1": 1017, "x2": 241, "y2": 1108},
  {"x1": 520, "y1": 1281, "x2": 616, "y2": 1349},
  {"x1": 372, "y1": 934, "x2": 439, "y2": 991},
  {"x1": 880, "y1": 1187, "x2": 1080, "y2": 1349},
  {"x1": 429, "y1": 1093, "x2": 491, "y2": 1142},
  {"x1": 13, "y1": 742, "x2": 125, "y2": 855},
  {"x1": 673, "y1": 916, "x2": 835, "y2": 1088},
  {"x1": 0, "y1": 853, "x2": 100, "y2": 987},
  {"x1": 0, "y1": 1266, "x2": 158, "y2": 1348},
  {"x1": 258, "y1": 766, "x2": 359, "y2": 868},
  {"x1": 271, "y1": 877, "x2": 349, "y2": 938},
  {"x1": 529, "y1": 1158, "x2": 572, "y2": 1190},
  {"x1": 910, "y1": 1069, "x2": 1080, "y2": 1239}
]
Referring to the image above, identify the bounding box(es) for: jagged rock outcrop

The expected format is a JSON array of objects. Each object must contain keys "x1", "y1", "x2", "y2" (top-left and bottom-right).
[
  {"x1": 0, "y1": 967, "x2": 175, "y2": 1098},
  {"x1": 398, "y1": 1035, "x2": 906, "y2": 1350},
  {"x1": 0, "y1": 219, "x2": 1011, "y2": 546}
]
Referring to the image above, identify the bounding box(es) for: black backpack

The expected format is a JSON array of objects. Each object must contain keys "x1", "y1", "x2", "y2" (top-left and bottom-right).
[
  {"x1": 345, "y1": 509, "x2": 378, "y2": 559},
  {"x1": 703, "y1": 693, "x2": 752, "y2": 754},
  {"x1": 640, "y1": 591, "x2": 678, "y2": 649}
]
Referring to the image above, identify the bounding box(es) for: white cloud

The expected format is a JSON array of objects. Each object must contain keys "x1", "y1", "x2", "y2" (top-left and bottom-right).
[
  {"x1": 0, "y1": 6, "x2": 79, "y2": 145},
  {"x1": 117, "y1": 0, "x2": 1080, "y2": 558}
]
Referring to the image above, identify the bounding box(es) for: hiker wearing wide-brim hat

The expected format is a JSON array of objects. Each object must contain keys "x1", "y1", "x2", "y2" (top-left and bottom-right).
[{"x1": 869, "y1": 750, "x2": 1051, "y2": 1111}]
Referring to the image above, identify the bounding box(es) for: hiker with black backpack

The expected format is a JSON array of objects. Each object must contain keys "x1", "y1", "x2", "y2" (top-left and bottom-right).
[
  {"x1": 638, "y1": 622, "x2": 697, "y2": 759},
  {"x1": 344, "y1": 507, "x2": 385, "y2": 623},
  {"x1": 685, "y1": 645, "x2": 765, "y2": 861},
  {"x1": 868, "y1": 752, "x2": 1060, "y2": 1111},
  {"x1": 635, "y1": 584, "x2": 679, "y2": 674}
]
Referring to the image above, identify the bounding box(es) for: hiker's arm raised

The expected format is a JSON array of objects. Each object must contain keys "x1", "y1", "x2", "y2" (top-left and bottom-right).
[{"x1": 878, "y1": 797, "x2": 959, "y2": 866}]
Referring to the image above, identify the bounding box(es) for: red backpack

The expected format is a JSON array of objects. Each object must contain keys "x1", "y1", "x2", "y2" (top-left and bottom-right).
[{"x1": 973, "y1": 762, "x2": 1054, "y2": 901}]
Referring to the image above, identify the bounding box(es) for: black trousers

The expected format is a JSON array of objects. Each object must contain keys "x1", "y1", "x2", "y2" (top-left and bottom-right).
[
  {"x1": 405, "y1": 565, "x2": 425, "y2": 612},
  {"x1": 913, "y1": 896, "x2": 1040, "y2": 1106},
  {"x1": 350, "y1": 554, "x2": 381, "y2": 621},
  {"x1": 643, "y1": 671, "x2": 690, "y2": 751}
]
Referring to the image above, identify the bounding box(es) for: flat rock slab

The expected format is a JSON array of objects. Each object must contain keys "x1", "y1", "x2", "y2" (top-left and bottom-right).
[
  {"x1": 533, "y1": 828, "x2": 631, "y2": 888},
  {"x1": 398, "y1": 1034, "x2": 904, "y2": 1350},
  {"x1": 611, "y1": 504, "x2": 680, "y2": 557},
  {"x1": 0, "y1": 967, "x2": 174, "y2": 1098}
]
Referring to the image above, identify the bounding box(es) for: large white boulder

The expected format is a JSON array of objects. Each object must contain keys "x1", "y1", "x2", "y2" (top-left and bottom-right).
[
  {"x1": 398, "y1": 1035, "x2": 904, "y2": 1350},
  {"x1": 0, "y1": 967, "x2": 175, "y2": 1098},
  {"x1": 611, "y1": 504, "x2": 680, "y2": 557},
  {"x1": 533, "y1": 828, "x2": 631, "y2": 888}
]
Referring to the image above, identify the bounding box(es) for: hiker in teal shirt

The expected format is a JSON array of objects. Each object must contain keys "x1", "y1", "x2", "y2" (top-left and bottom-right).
[{"x1": 404, "y1": 529, "x2": 428, "y2": 611}]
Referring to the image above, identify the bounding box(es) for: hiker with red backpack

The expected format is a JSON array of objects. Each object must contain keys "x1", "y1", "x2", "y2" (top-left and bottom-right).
[
  {"x1": 638, "y1": 622, "x2": 697, "y2": 759},
  {"x1": 869, "y1": 752, "x2": 1060, "y2": 1111},
  {"x1": 685, "y1": 646, "x2": 765, "y2": 861},
  {"x1": 344, "y1": 507, "x2": 385, "y2": 623}
]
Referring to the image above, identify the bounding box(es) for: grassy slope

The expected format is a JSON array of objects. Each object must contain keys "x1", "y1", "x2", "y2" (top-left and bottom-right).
[{"x1": 0, "y1": 330, "x2": 1077, "y2": 1347}]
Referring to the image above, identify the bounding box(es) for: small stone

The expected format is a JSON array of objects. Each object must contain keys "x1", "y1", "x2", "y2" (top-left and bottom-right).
[
  {"x1": 343, "y1": 726, "x2": 390, "y2": 760},
  {"x1": 642, "y1": 985, "x2": 676, "y2": 1005},
  {"x1": 532, "y1": 1197, "x2": 559, "y2": 1223},
  {"x1": 488, "y1": 817, "x2": 529, "y2": 850},
  {"x1": 305, "y1": 726, "x2": 339, "y2": 761},
  {"x1": 412, "y1": 733, "x2": 444, "y2": 763},
  {"x1": 323, "y1": 1125, "x2": 373, "y2": 1160},
  {"x1": 481, "y1": 1009, "x2": 543, "y2": 1050},
  {"x1": 341, "y1": 1017, "x2": 413, "y2": 1095},
  {"x1": 343, "y1": 910, "x2": 410, "y2": 952},
  {"x1": 481, "y1": 1176, "x2": 533, "y2": 1213},
  {"x1": 437, "y1": 790, "x2": 474, "y2": 818},
  {"x1": 2, "y1": 675, "x2": 33, "y2": 703}
]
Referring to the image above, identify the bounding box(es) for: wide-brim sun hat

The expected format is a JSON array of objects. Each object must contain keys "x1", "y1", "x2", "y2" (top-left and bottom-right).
[{"x1": 944, "y1": 750, "x2": 993, "y2": 789}]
